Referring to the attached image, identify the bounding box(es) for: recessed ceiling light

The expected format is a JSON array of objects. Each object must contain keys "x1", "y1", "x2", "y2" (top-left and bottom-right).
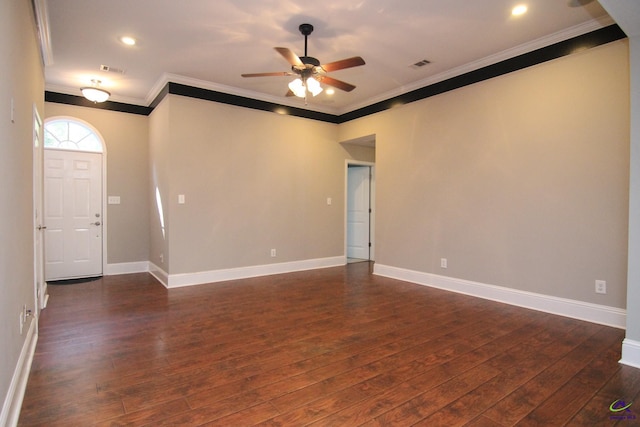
[
  {"x1": 512, "y1": 4, "x2": 528, "y2": 16},
  {"x1": 120, "y1": 36, "x2": 136, "y2": 46}
]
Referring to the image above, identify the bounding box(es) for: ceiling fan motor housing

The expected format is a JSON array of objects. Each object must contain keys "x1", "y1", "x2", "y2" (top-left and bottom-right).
[
  {"x1": 299, "y1": 56, "x2": 320, "y2": 67},
  {"x1": 294, "y1": 57, "x2": 321, "y2": 78}
]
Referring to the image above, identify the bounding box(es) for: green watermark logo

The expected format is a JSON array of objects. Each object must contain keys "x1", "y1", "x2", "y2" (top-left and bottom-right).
[{"x1": 610, "y1": 399, "x2": 636, "y2": 421}]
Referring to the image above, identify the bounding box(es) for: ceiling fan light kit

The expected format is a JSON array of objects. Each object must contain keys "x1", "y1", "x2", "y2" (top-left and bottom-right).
[
  {"x1": 288, "y1": 78, "x2": 307, "y2": 97},
  {"x1": 242, "y1": 23, "x2": 365, "y2": 102},
  {"x1": 288, "y1": 76, "x2": 323, "y2": 98}
]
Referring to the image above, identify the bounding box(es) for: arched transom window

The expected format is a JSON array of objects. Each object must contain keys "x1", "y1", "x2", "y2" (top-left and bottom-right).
[{"x1": 44, "y1": 118, "x2": 104, "y2": 152}]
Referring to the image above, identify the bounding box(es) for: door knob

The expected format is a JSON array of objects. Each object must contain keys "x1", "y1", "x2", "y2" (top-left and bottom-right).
[
  {"x1": 91, "y1": 221, "x2": 101, "y2": 226},
  {"x1": 37, "y1": 225, "x2": 47, "y2": 230}
]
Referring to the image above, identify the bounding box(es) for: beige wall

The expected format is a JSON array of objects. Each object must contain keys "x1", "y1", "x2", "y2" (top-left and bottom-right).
[
  {"x1": 149, "y1": 94, "x2": 374, "y2": 274},
  {"x1": 339, "y1": 40, "x2": 630, "y2": 308},
  {"x1": 44, "y1": 103, "x2": 150, "y2": 265},
  {"x1": 148, "y1": 98, "x2": 171, "y2": 270},
  {"x1": 0, "y1": 0, "x2": 43, "y2": 416},
  {"x1": 43, "y1": 39, "x2": 628, "y2": 310}
]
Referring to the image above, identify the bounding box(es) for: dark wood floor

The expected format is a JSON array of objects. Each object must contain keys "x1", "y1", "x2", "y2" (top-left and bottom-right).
[{"x1": 19, "y1": 262, "x2": 640, "y2": 426}]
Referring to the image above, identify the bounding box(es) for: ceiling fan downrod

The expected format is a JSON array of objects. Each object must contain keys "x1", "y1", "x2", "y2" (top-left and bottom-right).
[{"x1": 299, "y1": 23, "x2": 313, "y2": 57}]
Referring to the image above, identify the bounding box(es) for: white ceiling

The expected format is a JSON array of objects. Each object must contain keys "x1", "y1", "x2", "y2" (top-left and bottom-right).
[{"x1": 42, "y1": 0, "x2": 614, "y2": 115}]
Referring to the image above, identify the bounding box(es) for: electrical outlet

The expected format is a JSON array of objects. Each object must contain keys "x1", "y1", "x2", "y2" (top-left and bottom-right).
[
  {"x1": 271, "y1": 249, "x2": 277, "y2": 257},
  {"x1": 440, "y1": 258, "x2": 448, "y2": 268},
  {"x1": 595, "y1": 280, "x2": 607, "y2": 294},
  {"x1": 159, "y1": 253, "x2": 164, "y2": 263}
]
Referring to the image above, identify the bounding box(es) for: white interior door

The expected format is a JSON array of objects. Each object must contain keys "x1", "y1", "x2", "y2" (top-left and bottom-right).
[
  {"x1": 347, "y1": 165, "x2": 371, "y2": 260},
  {"x1": 44, "y1": 149, "x2": 103, "y2": 281},
  {"x1": 33, "y1": 109, "x2": 47, "y2": 312}
]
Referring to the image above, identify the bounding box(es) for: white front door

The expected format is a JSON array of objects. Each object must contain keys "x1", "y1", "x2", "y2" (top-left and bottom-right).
[
  {"x1": 347, "y1": 165, "x2": 371, "y2": 260},
  {"x1": 44, "y1": 149, "x2": 103, "y2": 281},
  {"x1": 33, "y1": 109, "x2": 47, "y2": 312}
]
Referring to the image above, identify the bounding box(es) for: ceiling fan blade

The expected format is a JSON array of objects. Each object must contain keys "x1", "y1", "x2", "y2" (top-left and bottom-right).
[
  {"x1": 320, "y1": 76, "x2": 356, "y2": 92},
  {"x1": 241, "y1": 72, "x2": 293, "y2": 77},
  {"x1": 286, "y1": 89, "x2": 296, "y2": 97},
  {"x1": 274, "y1": 47, "x2": 303, "y2": 67},
  {"x1": 321, "y1": 56, "x2": 365, "y2": 72}
]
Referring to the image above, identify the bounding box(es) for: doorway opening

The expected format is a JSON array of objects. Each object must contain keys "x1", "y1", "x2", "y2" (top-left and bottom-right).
[
  {"x1": 43, "y1": 117, "x2": 105, "y2": 281},
  {"x1": 346, "y1": 161, "x2": 375, "y2": 263}
]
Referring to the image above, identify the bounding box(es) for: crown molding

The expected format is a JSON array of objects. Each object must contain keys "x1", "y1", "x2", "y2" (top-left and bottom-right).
[
  {"x1": 148, "y1": 17, "x2": 615, "y2": 118},
  {"x1": 338, "y1": 23, "x2": 625, "y2": 122},
  {"x1": 337, "y1": 16, "x2": 615, "y2": 115},
  {"x1": 45, "y1": 83, "x2": 148, "y2": 107},
  {"x1": 44, "y1": 23, "x2": 625, "y2": 124},
  {"x1": 162, "y1": 82, "x2": 340, "y2": 123},
  {"x1": 32, "y1": 0, "x2": 54, "y2": 66},
  {"x1": 44, "y1": 91, "x2": 152, "y2": 115},
  {"x1": 146, "y1": 73, "x2": 339, "y2": 116}
]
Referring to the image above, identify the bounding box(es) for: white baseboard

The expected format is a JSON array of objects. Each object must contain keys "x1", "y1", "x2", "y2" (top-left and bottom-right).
[
  {"x1": 150, "y1": 256, "x2": 345, "y2": 288},
  {"x1": 620, "y1": 339, "x2": 640, "y2": 368},
  {"x1": 1, "y1": 319, "x2": 38, "y2": 427},
  {"x1": 105, "y1": 261, "x2": 150, "y2": 275},
  {"x1": 374, "y1": 264, "x2": 627, "y2": 329},
  {"x1": 149, "y1": 262, "x2": 169, "y2": 287}
]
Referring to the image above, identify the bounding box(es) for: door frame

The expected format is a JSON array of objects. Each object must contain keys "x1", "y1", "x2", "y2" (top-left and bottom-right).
[
  {"x1": 43, "y1": 116, "x2": 108, "y2": 279},
  {"x1": 344, "y1": 160, "x2": 375, "y2": 262}
]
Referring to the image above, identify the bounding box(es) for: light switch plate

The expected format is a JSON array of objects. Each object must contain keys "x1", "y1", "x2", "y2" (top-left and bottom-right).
[{"x1": 108, "y1": 196, "x2": 121, "y2": 205}]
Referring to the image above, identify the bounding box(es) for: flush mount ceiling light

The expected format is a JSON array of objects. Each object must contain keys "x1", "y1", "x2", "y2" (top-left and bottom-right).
[
  {"x1": 80, "y1": 79, "x2": 110, "y2": 103},
  {"x1": 242, "y1": 23, "x2": 365, "y2": 103}
]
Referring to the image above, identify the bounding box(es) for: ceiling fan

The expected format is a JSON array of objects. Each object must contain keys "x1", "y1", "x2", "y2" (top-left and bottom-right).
[{"x1": 241, "y1": 23, "x2": 365, "y2": 100}]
